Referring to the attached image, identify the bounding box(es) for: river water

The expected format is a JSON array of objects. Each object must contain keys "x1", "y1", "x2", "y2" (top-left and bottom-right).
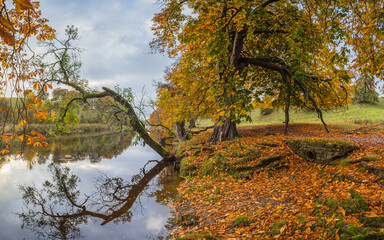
[{"x1": 0, "y1": 133, "x2": 180, "y2": 240}]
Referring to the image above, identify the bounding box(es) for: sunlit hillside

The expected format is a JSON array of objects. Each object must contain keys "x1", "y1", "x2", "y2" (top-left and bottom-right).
[{"x1": 197, "y1": 98, "x2": 384, "y2": 127}]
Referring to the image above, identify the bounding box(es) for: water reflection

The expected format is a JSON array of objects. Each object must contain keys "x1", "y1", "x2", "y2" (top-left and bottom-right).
[
  {"x1": 19, "y1": 158, "x2": 176, "y2": 239},
  {"x1": 0, "y1": 133, "x2": 180, "y2": 239},
  {"x1": 0, "y1": 133, "x2": 133, "y2": 170},
  {"x1": 40, "y1": 133, "x2": 134, "y2": 164}
]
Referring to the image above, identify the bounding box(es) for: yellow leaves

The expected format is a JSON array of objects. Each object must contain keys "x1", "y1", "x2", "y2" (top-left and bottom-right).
[{"x1": 19, "y1": 119, "x2": 27, "y2": 127}]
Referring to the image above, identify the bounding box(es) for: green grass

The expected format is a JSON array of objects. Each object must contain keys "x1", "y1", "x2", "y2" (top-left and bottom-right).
[{"x1": 196, "y1": 98, "x2": 384, "y2": 127}]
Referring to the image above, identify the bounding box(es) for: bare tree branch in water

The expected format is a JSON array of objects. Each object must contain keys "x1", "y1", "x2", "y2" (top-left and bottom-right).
[{"x1": 18, "y1": 159, "x2": 174, "y2": 239}]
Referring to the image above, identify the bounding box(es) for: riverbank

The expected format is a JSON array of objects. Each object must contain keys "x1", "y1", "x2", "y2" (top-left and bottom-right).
[
  {"x1": 169, "y1": 122, "x2": 384, "y2": 239},
  {"x1": 2, "y1": 123, "x2": 115, "y2": 136}
]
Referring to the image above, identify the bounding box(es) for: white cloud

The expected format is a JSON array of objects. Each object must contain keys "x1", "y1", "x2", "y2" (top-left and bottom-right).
[{"x1": 38, "y1": 0, "x2": 171, "y2": 95}]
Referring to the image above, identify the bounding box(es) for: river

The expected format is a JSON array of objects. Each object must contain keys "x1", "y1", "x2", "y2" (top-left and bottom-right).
[{"x1": 0, "y1": 133, "x2": 180, "y2": 240}]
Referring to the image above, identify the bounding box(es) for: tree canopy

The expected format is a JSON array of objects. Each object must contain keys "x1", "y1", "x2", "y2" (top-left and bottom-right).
[{"x1": 151, "y1": 0, "x2": 383, "y2": 141}]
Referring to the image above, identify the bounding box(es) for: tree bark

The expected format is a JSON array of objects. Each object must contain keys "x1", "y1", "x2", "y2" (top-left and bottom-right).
[
  {"x1": 208, "y1": 117, "x2": 238, "y2": 143},
  {"x1": 208, "y1": 27, "x2": 246, "y2": 143},
  {"x1": 175, "y1": 121, "x2": 187, "y2": 142},
  {"x1": 283, "y1": 73, "x2": 291, "y2": 135}
]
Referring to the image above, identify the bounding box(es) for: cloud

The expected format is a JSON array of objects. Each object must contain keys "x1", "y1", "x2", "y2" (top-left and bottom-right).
[
  {"x1": 38, "y1": 0, "x2": 171, "y2": 95},
  {"x1": 146, "y1": 213, "x2": 168, "y2": 233}
]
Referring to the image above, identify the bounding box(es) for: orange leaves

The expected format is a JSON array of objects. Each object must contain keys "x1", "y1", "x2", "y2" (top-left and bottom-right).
[
  {"x1": 45, "y1": 83, "x2": 53, "y2": 91},
  {"x1": 18, "y1": 118, "x2": 27, "y2": 127},
  {"x1": 14, "y1": 0, "x2": 34, "y2": 11},
  {"x1": 170, "y1": 123, "x2": 384, "y2": 239},
  {"x1": 0, "y1": 130, "x2": 48, "y2": 156},
  {"x1": 0, "y1": 135, "x2": 10, "y2": 141},
  {"x1": 0, "y1": 1, "x2": 55, "y2": 158},
  {"x1": 0, "y1": 149, "x2": 10, "y2": 154},
  {"x1": 33, "y1": 81, "x2": 42, "y2": 90},
  {"x1": 0, "y1": 25, "x2": 15, "y2": 45},
  {"x1": 32, "y1": 82, "x2": 53, "y2": 92},
  {"x1": 34, "y1": 110, "x2": 48, "y2": 120},
  {"x1": 0, "y1": 16, "x2": 16, "y2": 33},
  {"x1": 0, "y1": 0, "x2": 55, "y2": 48},
  {"x1": 0, "y1": 16, "x2": 16, "y2": 45}
]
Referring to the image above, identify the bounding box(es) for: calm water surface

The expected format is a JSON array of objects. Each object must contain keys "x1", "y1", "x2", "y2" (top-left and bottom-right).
[{"x1": 0, "y1": 133, "x2": 180, "y2": 240}]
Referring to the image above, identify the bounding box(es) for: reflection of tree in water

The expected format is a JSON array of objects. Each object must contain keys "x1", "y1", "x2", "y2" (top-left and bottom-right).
[
  {"x1": 151, "y1": 166, "x2": 182, "y2": 204},
  {"x1": 18, "y1": 159, "x2": 177, "y2": 240},
  {"x1": 37, "y1": 133, "x2": 134, "y2": 164},
  {"x1": 0, "y1": 133, "x2": 134, "y2": 170}
]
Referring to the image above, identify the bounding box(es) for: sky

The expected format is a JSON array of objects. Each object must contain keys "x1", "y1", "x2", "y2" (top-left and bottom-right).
[{"x1": 37, "y1": 0, "x2": 172, "y2": 97}]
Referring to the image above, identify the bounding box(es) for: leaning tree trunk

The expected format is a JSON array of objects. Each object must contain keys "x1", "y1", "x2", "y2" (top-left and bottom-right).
[
  {"x1": 102, "y1": 87, "x2": 171, "y2": 159},
  {"x1": 175, "y1": 121, "x2": 187, "y2": 142},
  {"x1": 208, "y1": 117, "x2": 238, "y2": 143},
  {"x1": 52, "y1": 85, "x2": 173, "y2": 159}
]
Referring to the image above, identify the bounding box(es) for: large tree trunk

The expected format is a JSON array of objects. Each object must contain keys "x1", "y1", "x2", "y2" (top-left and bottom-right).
[
  {"x1": 207, "y1": 27, "x2": 245, "y2": 143},
  {"x1": 283, "y1": 74, "x2": 291, "y2": 135},
  {"x1": 175, "y1": 121, "x2": 187, "y2": 142},
  {"x1": 208, "y1": 117, "x2": 238, "y2": 143}
]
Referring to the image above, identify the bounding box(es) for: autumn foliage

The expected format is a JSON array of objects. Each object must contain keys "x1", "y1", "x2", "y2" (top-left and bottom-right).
[
  {"x1": 151, "y1": 0, "x2": 379, "y2": 141},
  {"x1": 0, "y1": 0, "x2": 55, "y2": 154}
]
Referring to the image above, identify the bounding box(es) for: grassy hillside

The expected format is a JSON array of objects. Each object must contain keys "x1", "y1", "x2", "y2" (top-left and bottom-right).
[{"x1": 197, "y1": 98, "x2": 384, "y2": 127}]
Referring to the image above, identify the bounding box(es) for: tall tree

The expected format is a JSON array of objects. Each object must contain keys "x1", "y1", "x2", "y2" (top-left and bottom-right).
[{"x1": 151, "y1": 0, "x2": 352, "y2": 142}]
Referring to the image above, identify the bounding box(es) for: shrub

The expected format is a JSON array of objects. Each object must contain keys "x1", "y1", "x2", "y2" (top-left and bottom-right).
[{"x1": 260, "y1": 108, "x2": 274, "y2": 116}]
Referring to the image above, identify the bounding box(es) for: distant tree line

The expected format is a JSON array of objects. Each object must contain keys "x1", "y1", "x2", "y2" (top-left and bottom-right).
[{"x1": 0, "y1": 88, "x2": 117, "y2": 126}]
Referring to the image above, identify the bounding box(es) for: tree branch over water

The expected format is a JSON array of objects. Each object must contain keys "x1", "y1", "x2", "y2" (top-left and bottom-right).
[{"x1": 38, "y1": 26, "x2": 172, "y2": 159}]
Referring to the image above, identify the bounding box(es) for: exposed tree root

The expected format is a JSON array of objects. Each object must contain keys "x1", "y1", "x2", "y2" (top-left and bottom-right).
[
  {"x1": 342, "y1": 174, "x2": 384, "y2": 184},
  {"x1": 190, "y1": 126, "x2": 214, "y2": 135},
  {"x1": 360, "y1": 161, "x2": 384, "y2": 177},
  {"x1": 348, "y1": 157, "x2": 381, "y2": 164}
]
